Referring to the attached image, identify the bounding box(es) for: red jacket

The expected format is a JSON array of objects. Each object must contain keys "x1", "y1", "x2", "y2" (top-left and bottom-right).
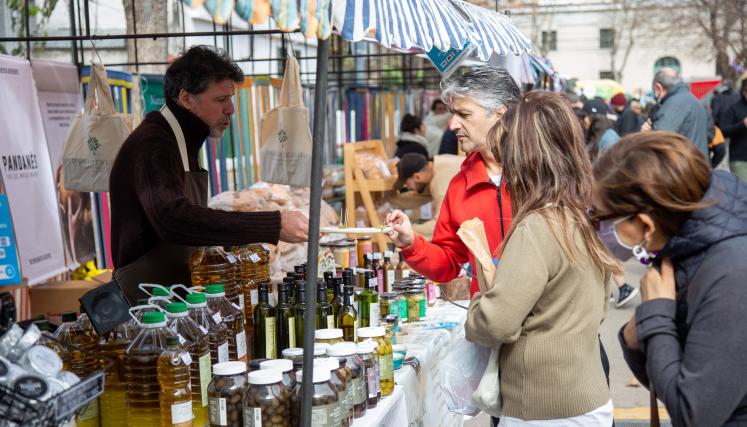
[{"x1": 401, "y1": 152, "x2": 512, "y2": 297}]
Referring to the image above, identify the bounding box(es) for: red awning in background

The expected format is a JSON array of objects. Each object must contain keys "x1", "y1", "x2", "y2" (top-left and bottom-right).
[{"x1": 690, "y1": 80, "x2": 721, "y2": 100}]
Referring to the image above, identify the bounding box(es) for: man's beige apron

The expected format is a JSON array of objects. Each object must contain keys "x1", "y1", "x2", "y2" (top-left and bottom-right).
[{"x1": 114, "y1": 105, "x2": 208, "y2": 304}]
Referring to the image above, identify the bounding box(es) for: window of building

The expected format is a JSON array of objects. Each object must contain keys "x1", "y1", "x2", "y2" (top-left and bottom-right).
[
  {"x1": 599, "y1": 71, "x2": 615, "y2": 80},
  {"x1": 541, "y1": 31, "x2": 557, "y2": 51},
  {"x1": 600, "y1": 28, "x2": 614, "y2": 49}
]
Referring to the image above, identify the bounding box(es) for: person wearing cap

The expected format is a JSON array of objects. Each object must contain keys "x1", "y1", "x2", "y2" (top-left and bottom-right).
[
  {"x1": 610, "y1": 93, "x2": 643, "y2": 136},
  {"x1": 385, "y1": 67, "x2": 520, "y2": 298},
  {"x1": 395, "y1": 153, "x2": 463, "y2": 240}
]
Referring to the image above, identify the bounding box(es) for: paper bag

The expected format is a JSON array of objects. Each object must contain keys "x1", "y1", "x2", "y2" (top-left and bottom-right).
[
  {"x1": 259, "y1": 57, "x2": 313, "y2": 188},
  {"x1": 457, "y1": 218, "x2": 502, "y2": 418},
  {"x1": 62, "y1": 63, "x2": 131, "y2": 192}
]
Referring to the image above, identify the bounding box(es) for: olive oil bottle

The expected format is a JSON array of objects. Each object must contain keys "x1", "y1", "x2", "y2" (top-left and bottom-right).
[
  {"x1": 359, "y1": 272, "x2": 380, "y2": 328},
  {"x1": 157, "y1": 336, "x2": 193, "y2": 427},
  {"x1": 315, "y1": 280, "x2": 335, "y2": 330},
  {"x1": 336, "y1": 286, "x2": 358, "y2": 342},
  {"x1": 294, "y1": 281, "x2": 307, "y2": 348},
  {"x1": 253, "y1": 283, "x2": 278, "y2": 359},
  {"x1": 275, "y1": 283, "x2": 296, "y2": 352}
]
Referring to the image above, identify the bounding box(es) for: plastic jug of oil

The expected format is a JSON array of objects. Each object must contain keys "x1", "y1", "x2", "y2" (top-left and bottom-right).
[
  {"x1": 99, "y1": 319, "x2": 138, "y2": 427},
  {"x1": 185, "y1": 291, "x2": 229, "y2": 366},
  {"x1": 204, "y1": 284, "x2": 247, "y2": 362},
  {"x1": 158, "y1": 335, "x2": 193, "y2": 427},
  {"x1": 124, "y1": 308, "x2": 176, "y2": 427},
  {"x1": 190, "y1": 247, "x2": 242, "y2": 308},
  {"x1": 165, "y1": 302, "x2": 210, "y2": 427}
]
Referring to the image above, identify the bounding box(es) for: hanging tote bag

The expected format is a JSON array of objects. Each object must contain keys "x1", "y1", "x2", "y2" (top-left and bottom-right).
[
  {"x1": 63, "y1": 63, "x2": 131, "y2": 193},
  {"x1": 259, "y1": 56, "x2": 313, "y2": 188}
]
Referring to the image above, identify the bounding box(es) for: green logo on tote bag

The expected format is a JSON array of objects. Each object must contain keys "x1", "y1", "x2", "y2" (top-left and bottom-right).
[
  {"x1": 278, "y1": 130, "x2": 288, "y2": 145},
  {"x1": 87, "y1": 136, "x2": 101, "y2": 155}
]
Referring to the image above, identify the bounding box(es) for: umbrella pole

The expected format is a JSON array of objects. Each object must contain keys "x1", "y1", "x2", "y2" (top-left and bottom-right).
[{"x1": 301, "y1": 37, "x2": 329, "y2": 427}]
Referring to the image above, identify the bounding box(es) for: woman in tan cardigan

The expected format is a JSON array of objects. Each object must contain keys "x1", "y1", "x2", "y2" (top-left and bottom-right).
[{"x1": 465, "y1": 91, "x2": 620, "y2": 425}]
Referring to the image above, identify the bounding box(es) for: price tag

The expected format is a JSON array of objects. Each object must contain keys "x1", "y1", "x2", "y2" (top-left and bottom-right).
[
  {"x1": 212, "y1": 312, "x2": 222, "y2": 324},
  {"x1": 226, "y1": 253, "x2": 238, "y2": 263},
  {"x1": 177, "y1": 334, "x2": 186, "y2": 345},
  {"x1": 181, "y1": 352, "x2": 192, "y2": 366},
  {"x1": 249, "y1": 253, "x2": 261, "y2": 263}
]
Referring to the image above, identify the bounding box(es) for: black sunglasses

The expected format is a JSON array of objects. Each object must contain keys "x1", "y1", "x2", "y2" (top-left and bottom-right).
[{"x1": 586, "y1": 208, "x2": 619, "y2": 231}]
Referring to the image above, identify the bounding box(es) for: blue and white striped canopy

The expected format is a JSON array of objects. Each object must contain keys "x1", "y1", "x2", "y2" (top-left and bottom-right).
[{"x1": 332, "y1": 0, "x2": 533, "y2": 61}]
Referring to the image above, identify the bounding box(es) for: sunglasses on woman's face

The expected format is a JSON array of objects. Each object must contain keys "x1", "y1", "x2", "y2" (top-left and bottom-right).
[{"x1": 586, "y1": 207, "x2": 619, "y2": 231}]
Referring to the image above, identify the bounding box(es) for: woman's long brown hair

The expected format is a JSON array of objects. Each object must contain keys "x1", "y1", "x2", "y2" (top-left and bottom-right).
[{"x1": 490, "y1": 91, "x2": 620, "y2": 276}]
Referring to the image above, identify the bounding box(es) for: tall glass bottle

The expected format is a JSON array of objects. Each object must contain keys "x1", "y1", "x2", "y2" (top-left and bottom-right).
[
  {"x1": 294, "y1": 281, "x2": 307, "y2": 348},
  {"x1": 186, "y1": 292, "x2": 229, "y2": 366},
  {"x1": 359, "y1": 272, "x2": 380, "y2": 328},
  {"x1": 373, "y1": 252, "x2": 384, "y2": 294},
  {"x1": 336, "y1": 286, "x2": 358, "y2": 342},
  {"x1": 99, "y1": 319, "x2": 138, "y2": 427},
  {"x1": 275, "y1": 283, "x2": 296, "y2": 353},
  {"x1": 383, "y1": 251, "x2": 395, "y2": 294},
  {"x1": 395, "y1": 252, "x2": 410, "y2": 281},
  {"x1": 330, "y1": 277, "x2": 344, "y2": 317},
  {"x1": 324, "y1": 271, "x2": 335, "y2": 303},
  {"x1": 284, "y1": 277, "x2": 297, "y2": 307},
  {"x1": 205, "y1": 284, "x2": 247, "y2": 362},
  {"x1": 315, "y1": 280, "x2": 335, "y2": 330},
  {"x1": 157, "y1": 335, "x2": 193, "y2": 427},
  {"x1": 253, "y1": 283, "x2": 278, "y2": 359}
]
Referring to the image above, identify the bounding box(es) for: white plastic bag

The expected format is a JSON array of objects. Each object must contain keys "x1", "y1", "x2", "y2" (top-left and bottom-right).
[{"x1": 439, "y1": 326, "x2": 491, "y2": 416}]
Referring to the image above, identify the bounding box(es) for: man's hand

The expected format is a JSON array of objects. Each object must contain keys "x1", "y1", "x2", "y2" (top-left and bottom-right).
[
  {"x1": 385, "y1": 210, "x2": 415, "y2": 248},
  {"x1": 641, "y1": 119, "x2": 653, "y2": 132},
  {"x1": 279, "y1": 210, "x2": 309, "y2": 243},
  {"x1": 640, "y1": 257, "x2": 676, "y2": 302}
]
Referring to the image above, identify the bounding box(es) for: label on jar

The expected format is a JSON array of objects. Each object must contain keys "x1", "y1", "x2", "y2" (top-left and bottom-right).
[
  {"x1": 369, "y1": 302, "x2": 380, "y2": 327},
  {"x1": 375, "y1": 362, "x2": 381, "y2": 394},
  {"x1": 366, "y1": 367, "x2": 377, "y2": 399},
  {"x1": 238, "y1": 294, "x2": 245, "y2": 311},
  {"x1": 419, "y1": 298, "x2": 426, "y2": 319},
  {"x1": 311, "y1": 402, "x2": 341, "y2": 427},
  {"x1": 171, "y1": 400, "x2": 193, "y2": 424},
  {"x1": 265, "y1": 317, "x2": 277, "y2": 359},
  {"x1": 212, "y1": 312, "x2": 223, "y2": 324},
  {"x1": 199, "y1": 353, "x2": 211, "y2": 407},
  {"x1": 352, "y1": 376, "x2": 365, "y2": 405},
  {"x1": 288, "y1": 317, "x2": 296, "y2": 348},
  {"x1": 343, "y1": 381, "x2": 354, "y2": 416},
  {"x1": 236, "y1": 330, "x2": 248, "y2": 361},
  {"x1": 251, "y1": 289, "x2": 259, "y2": 306},
  {"x1": 209, "y1": 397, "x2": 228, "y2": 426},
  {"x1": 327, "y1": 314, "x2": 335, "y2": 329},
  {"x1": 243, "y1": 407, "x2": 262, "y2": 426},
  {"x1": 399, "y1": 299, "x2": 408, "y2": 322},
  {"x1": 217, "y1": 342, "x2": 229, "y2": 363},
  {"x1": 379, "y1": 352, "x2": 393, "y2": 380}
]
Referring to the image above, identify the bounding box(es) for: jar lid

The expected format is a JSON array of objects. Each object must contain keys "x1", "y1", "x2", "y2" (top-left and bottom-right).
[
  {"x1": 282, "y1": 348, "x2": 303, "y2": 357},
  {"x1": 356, "y1": 342, "x2": 375, "y2": 354},
  {"x1": 142, "y1": 311, "x2": 165, "y2": 324},
  {"x1": 166, "y1": 302, "x2": 188, "y2": 313},
  {"x1": 314, "y1": 329, "x2": 343, "y2": 340},
  {"x1": 186, "y1": 293, "x2": 207, "y2": 304},
  {"x1": 357, "y1": 327, "x2": 384, "y2": 338},
  {"x1": 213, "y1": 361, "x2": 246, "y2": 376},
  {"x1": 297, "y1": 368, "x2": 331, "y2": 383},
  {"x1": 26, "y1": 346, "x2": 62, "y2": 377},
  {"x1": 315, "y1": 357, "x2": 339, "y2": 370},
  {"x1": 248, "y1": 369, "x2": 283, "y2": 385},
  {"x1": 381, "y1": 293, "x2": 398, "y2": 299},
  {"x1": 259, "y1": 359, "x2": 293, "y2": 373},
  {"x1": 313, "y1": 343, "x2": 329, "y2": 356},
  {"x1": 326, "y1": 342, "x2": 356, "y2": 357}
]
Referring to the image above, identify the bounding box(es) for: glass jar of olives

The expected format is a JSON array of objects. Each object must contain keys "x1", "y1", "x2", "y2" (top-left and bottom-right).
[
  {"x1": 259, "y1": 359, "x2": 297, "y2": 392},
  {"x1": 406, "y1": 288, "x2": 426, "y2": 322},
  {"x1": 281, "y1": 348, "x2": 304, "y2": 372},
  {"x1": 356, "y1": 342, "x2": 379, "y2": 408},
  {"x1": 208, "y1": 361, "x2": 248, "y2": 427},
  {"x1": 357, "y1": 327, "x2": 393, "y2": 396},
  {"x1": 292, "y1": 368, "x2": 341, "y2": 427},
  {"x1": 316, "y1": 357, "x2": 352, "y2": 427},
  {"x1": 328, "y1": 342, "x2": 366, "y2": 419},
  {"x1": 243, "y1": 369, "x2": 291, "y2": 427}
]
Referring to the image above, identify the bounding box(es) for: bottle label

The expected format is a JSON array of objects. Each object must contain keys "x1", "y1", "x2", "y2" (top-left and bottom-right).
[
  {"x1": 177, "y1": 333, "x2": 187, "y2": 346},
  {"x1": 419, "y1": 298, "x2": 426, "y2": 319},
  {"x1": 386, "y1": 271, "x2": 395, "y2": 291},
  {"x1": 212, "y1": 312, "x2": 222, "y2": 324},
  {"x1": 244, "y1": 406, "x2": 262, "y2": 426},
  {"x1": 238, "y1": 294, "x2": 245, "y2": 310},
  {"x1": 171, "y1": 400, "x2": 193, "y2": 424},
  {"x1": 288, "y1": 317, "x2": 296, "y2": 348},
  {"x1": 354, "y1": 317, "x2": 359, "y2": 341},
  {"x1": 311, "y1": 402, "x2": 341, "y2": 427},
  {"x1": 199, "y1": 352, "x2": 211, "y2": 407},
  {"x1": 402, "y1": 269, "x2": 410, "y2": 278},
  {"x1": 352, "y1": 376, "x2": 365, "y2": 405},
  {"x1": 369, "y1": 303, "x2": 380, "y2": 327},
  {"x1": 379, "y1": 352, "x2": 393, "y2": 380},
  {"x1": 249, "y1": 253, "x2": 261, "y2": 263},
  {"x1": 366, "y1": 367, "x2": 377, "y2": 399},
  {"x1": 217, "y1": 342, "x2": 229, "y2": 363},
  {"x1": 368, "y1": 277, "x2": 377, "y2": 289},
  {"x1": 180, "y1": 352, "x2": 192, "y2": 366},
  {"x1": 209, "y1": 397, "x2": 227, "y2": 426},
  {"x1": 236, "y1": 330, "x2": 247, "y2": 361},
  {"x1": 265, "y1": 317, "x2": 277, "y2": 359},
  {"x1": 376, "y1": 269, "x2": 384, "y2": 293},
  {"x1": 251, "y1": 289, "x2": 259, "y2": 306},
  {"x1": 327, "y1": 314, "x2": 335, "y2": 329},
  {"x1": 226, "y1": 253, "x2": 238, "y2": 263}
]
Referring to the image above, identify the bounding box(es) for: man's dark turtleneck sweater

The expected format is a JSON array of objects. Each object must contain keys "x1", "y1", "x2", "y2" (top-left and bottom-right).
[{"x1": 109, "y1": 98, "x2": 281, "y2": 268}]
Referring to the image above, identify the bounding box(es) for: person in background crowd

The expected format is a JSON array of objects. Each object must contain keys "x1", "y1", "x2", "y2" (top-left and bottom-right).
[
  {"x1": 641, "y1": 67, "x2": 711, "y2": 158},
  {"x1": 394, "y1": 153, "x2": 463, "y2": 241},
  {"x1": 438, "y1": 127, "x2": 459, "y2": 155},
  {"x1": 611, "y1": 93, "x2": 643, "y2": 136},
  {"x1": 109, "y1": 46, "x2": 309, "y2": 303},
  {"x1": 466, "y1": 91, "x2": 616, "y2": 425},
  {"x1": 630, "y1": 99, "x2": 643, "y2": 117},
  {"x1": 423, "y1": 99, "x2": 451, "y2": 157},
  {"x1": 394, "y1": 114, "x2": 430, "y2": 159},
  {"x1": 592, "y1": 131, "x2": 747, "y2": 426},
  {"x1": 721, "y1": 79, "x2": 747, "y2": 182},
  {"x1": 385, "y1": 66, "x2": 520, "y2": 298},
  {"x1": 711, "y1": 79, "x2": 741, "y2": 129},
  {"x1": 586, "y1": 113, "x2": 640, "y2": 308}
]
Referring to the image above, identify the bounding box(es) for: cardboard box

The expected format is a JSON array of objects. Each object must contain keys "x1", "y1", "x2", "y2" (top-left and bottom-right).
[{"x1": 29, "y1": 279, "x2": 103, "y2": 319}]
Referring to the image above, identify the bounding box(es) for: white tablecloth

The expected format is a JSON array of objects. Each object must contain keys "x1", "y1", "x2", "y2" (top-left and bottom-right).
[{"x1": 354, "y1": 300, "x2": 469, "y2": 427}]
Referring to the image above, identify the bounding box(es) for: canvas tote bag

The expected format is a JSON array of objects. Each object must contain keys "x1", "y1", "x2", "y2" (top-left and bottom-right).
[
  {"x1": 63, "y1": 63, "x2": 131, "y2": 192},
  {"x1": 259, "y1": 56, "x2": 313, "y2": 188}
]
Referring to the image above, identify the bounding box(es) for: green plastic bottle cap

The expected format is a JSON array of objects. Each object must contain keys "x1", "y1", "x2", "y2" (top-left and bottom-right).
[
  {"x1": 142, "y1": 311, "x2": 165, "y2": 324},
  {"x1": 205, "y1": 284, "x2": 225, "y2": 294},
  {"x1": 186, "y1": 293, "x2": 206, "y2": 304},
  {"x1": 151, "y1": 286, "x2": 170, "y2": 297},
  {"x1": 166, "y1": 302, "x2": 188, "y2": 313},
  {"x1": 166, "y1": 336, "x2": 180, "y2": 346},
  {"x1": 61, "y1": 311, "x2": 77, "y2": 323}
]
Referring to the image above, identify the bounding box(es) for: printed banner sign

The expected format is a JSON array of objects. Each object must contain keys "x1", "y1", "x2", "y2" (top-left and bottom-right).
[
  {"x1": 0, "y1": 55, "x2": 67, "y2": 285},
  {"x1": 426, "y1": 40, "x2": 476, "y2": 78},
  {"x1": 0, "y1": 196, "x2": 21, "y2": 286}
]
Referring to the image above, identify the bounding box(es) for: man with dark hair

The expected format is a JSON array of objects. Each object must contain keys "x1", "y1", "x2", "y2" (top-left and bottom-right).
[
  {"x1": 110, "y1": 45, "x2": 309, "y2": 303},
  {"x1": 394, "y1": 114, "x2": 429, "y2": 159},
  {"x1": 721, "y1": 79, "x2": 747, "y2": 182}
]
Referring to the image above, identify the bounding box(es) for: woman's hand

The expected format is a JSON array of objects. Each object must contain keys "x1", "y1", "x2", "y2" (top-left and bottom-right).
[
  {"x1": 640, "y1": 257, "x2": 676, "y2": 302},
  {"x1": 385, "y1": 210, "x2": 415, "y2": 248}
]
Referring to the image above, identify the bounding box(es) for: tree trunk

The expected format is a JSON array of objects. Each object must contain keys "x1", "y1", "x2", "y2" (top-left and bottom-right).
[{"x1": 122, "y1": 0, "x2": 169, "y2": 74}]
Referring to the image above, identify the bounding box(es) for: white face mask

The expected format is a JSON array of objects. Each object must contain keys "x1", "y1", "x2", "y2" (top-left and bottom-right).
[{"x1": 598, "y1": 216, "x2": 657, "y2": 266}]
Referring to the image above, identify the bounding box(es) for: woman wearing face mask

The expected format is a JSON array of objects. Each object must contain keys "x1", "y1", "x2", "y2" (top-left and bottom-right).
[
  {"x1": 466, "y1": 91, "x2": 619, "y2": 425},
  {"x1": 592, "y1": 131, "x2": 747, "y2": 426}
]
